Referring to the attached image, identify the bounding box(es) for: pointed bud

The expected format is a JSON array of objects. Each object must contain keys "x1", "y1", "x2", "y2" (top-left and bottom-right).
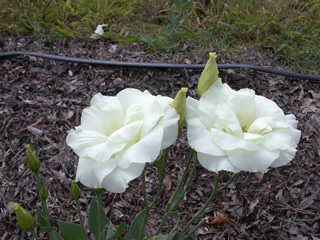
[
  {"x1": 70, "y1": 180, "x2": 81, "y2": 200},
  {"x1": 171, "y1": 88, "x2": 188, "y2": 130},
  {"x1": 13, "y1": 203, "x2": 36, "y2": 232},
  {"x1": 26, "y1": 144, "x2": 40, "y2": 174},
  {"x1": 197, "y1": 52, "x2": 219, "y2": 98},
  {"x1": 39, "y1": 185, "x2": 48, "y2": 200}
]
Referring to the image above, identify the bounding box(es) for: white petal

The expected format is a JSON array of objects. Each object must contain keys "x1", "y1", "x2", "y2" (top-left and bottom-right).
[
  {"x1": 254, "y1": 95, "x2": 286, "y2": 120},
  {"x1": 187, "y1": 119, "x2": 225, "y2": 156},
  {"x1": 66, "y1": 127, "x2": 85, "y2": 157},
  {"x1": 101, "y1": 163, "x2": 145, "y2": 193},
  {"x1": 270, "y1": 147, "x2": 297, "y2": 168},
  {"x1": 76, "y1": 156, "x2": 117, "y2": 189},
  {"x1": 155, "y1": 94, "x2": 173, "y2": 107},
  {"x1": 227, "y1": 148, "x2": 280, "y2": 172},
  {"x1": 117, "y1": 88, "x2": 147, "y2": 110},
  {"x1": 210, "y1": 128, "x2": 259, "y2": 151},
  {"x1": 243, "y1": 132, "x2": 262, "y2": 141},
  {"x1": 159, "y1": 108, "x2": 179, "y2": 149},
  {"x1": 259, "y1": 129, "x2": 292, "y2": 151},
  {"x1": 186, "y1": 97, "x2": 199, "y2": 119},
  {"x1": 140, "y1": 100, "x2": 165, "y2": 137},
  {"x1": 85, "y1": 141, "x2": 126, "y2": 162},
  {"x1": 81, "y1": 103, "x2": 123, "y2": 136},
  {"x1": 290, "y1": 128, "x2": 301, "y2": 145},
  {"x1": 197, "y1": 152, "x2": 239, "y2": 172},
  {"x1": 214, "y1": 105, "x2": 242, "y2": 132},
  {"x1": 285, "y1": 114, "x2": 298, "y2": 128},
  {"x1": 85, "y1": 121, "x2": 144, "y2": 161},
  {"x1": 108, "y1": 120, "x2": 143, "y2": 144},
  {"x1": 124, "y1": 104, "x2": 142, "y2": 125},
  {"x1": 117, "y1": 127, "x2": 163, "y2": 168},
  {"x1": 248, "y1": 117, "x2": 275, "y2": 135}
]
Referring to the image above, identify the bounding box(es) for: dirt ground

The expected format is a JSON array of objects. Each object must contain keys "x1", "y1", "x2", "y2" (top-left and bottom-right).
[{"x1": 0, "y1": 36, "x2": 319, "y2": 240}]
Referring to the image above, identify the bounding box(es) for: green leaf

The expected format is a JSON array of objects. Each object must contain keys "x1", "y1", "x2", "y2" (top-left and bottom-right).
[
  {"x1": 57, "y1": 220, "x2": 86, "y2": 240},
  {"x1": 88, "y1": 198, "x2": 106, "y2": 239},
  {"x1": 172, "y1": 232, "x2": 186, "y2": 240},
  {"x1": 178, "y1": 12, "x2": 192, "y2": 25},
  {"x1": 106, "y1": 221, "x2": 114, "y2": 239},
  {"x1": 37, "y1": 208, "x2": 50, "y2": 229},
  {"x1": 165, "y1": 24, "x2": 175, "y2": 36},
  {"x1": 173, "y1": 0, "x2": 183, "y2": 10},
  {"x1": 128, "y1": 209, "x2": 147, "y2": 239},
  {"x1": 170, "y1": 9, "x2": 178, "y2": 25},
  {"x1": 41, "y1": 226, "x2": 55, "y2": 233},
  {"x1": 52, "y1": 230, "x2": 64, "y2": 240},
  {"x1": 182, "y1": 0, "x2": 193, "y2": 11},
  {"x1": 149, "y1": 232, "x2": 185, "y2": 240},
  {"x1": 108, "y1": 222, "x2": 126, "y2": 240},
  {"x1": 275, "y1": 43, "x2": 288, "y2": 54}
]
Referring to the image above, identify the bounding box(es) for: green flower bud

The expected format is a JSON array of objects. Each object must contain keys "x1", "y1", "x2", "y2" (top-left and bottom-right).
[
  {"x1": 171, "y1": 87, "x2": 188, "y2": 130},
  {"x1": 197, "y1": 52, "x2": 219, "y2": 98},
  {"x1": 13, "y1": 203, "x2": 36, "y2": 232},
  {"x1": 70, "y1": 180, "x2": 81, "y2": 200},
  {"x1": 39, "y1": 185, "x2": 48, "y2": 200},
  {"x1": 26, "y1": 144, "x2": 40, "y2": 174}
]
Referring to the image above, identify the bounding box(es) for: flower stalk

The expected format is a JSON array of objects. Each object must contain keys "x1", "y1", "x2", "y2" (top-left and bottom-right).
[
  {"x1": 155, "y1": 149, "x2": 197, "y2": 235},
  {"x1": 183, "y1": 171, "x2": 241, "y2": 237}
]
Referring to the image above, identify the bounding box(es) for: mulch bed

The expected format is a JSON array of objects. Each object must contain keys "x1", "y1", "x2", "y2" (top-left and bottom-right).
[{"x1": 0, "y1": 36, "x2": 319, "y2": 239}]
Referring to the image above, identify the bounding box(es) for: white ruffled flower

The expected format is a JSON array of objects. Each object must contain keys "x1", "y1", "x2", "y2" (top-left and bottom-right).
[
  {"x1": 67, "y1": 89, "x2": 179, "y2": 193},
  {"x1": 187, "y1": 79, "x2": 301, "y2": 173}
]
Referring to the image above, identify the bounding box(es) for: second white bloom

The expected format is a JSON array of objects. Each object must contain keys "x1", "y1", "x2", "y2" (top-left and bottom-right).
[{"x1": 187, "y1": 79, "x2": 301, "y2": 173}]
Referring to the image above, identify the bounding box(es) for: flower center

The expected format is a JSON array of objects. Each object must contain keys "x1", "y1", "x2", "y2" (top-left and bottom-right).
[{"x1": 241, "y1": 125, "x2": 247, "y2": 133}]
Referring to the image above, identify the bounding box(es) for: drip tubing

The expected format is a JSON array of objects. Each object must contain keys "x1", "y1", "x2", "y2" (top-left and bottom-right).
[{"x1": 0, "y1": 51, "x2": 319, "y2": 81}]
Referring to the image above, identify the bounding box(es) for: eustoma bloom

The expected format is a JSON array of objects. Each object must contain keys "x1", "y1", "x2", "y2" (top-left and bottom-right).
[
  {"x1": 187, "y1": 53, "x2": 301, "y2": 173},
  {"x1": 67, "y1": 89, "x2": 179, "y2": 193}
]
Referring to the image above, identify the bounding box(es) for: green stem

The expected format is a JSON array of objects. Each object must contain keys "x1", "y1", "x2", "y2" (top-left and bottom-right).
[
  {"x1": 217, "y1": 172, "x2": 241, "y2": 192},
  {"x1": 185, "y1": 218, "x2": 205, "y2": 239},
  {"x1": 148, "y1": 148, "x2": 169, "y2": 209},
  {"x1": 96, "y1": 193, "x2": 103, "y2": 239},
  {"x1": 184, "y1": 172, "x2": 241, "y2": 236},
  {"x1": 179, "y1": 152, "x2": 198, "y2": 202},
  {"x1": 31, "y1": 229, "x2": 40, "y2": 240},
  {"x1": 182, "y1": 171, "x2": 222, "y2": 233},
  {"x1": 75, "y1": 200, "x2": 88, "y2": 240},
  {"x1": 155, "y1": 149, "x2": 195, "y2": 235},
  {"x1": 140, "y1": 148, "x2": 170, "y2": 237},
  {"x1": 34, "y1": 173, "x2": 53, "y2": 240}
]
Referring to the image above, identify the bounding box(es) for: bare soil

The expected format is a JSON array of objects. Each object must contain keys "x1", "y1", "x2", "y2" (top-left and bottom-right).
[{"x1": 0, "y1": 36, "x2": 319, "y2": 240}]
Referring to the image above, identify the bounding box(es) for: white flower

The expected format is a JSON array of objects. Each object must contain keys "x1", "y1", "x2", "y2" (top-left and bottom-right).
[
  {"x1": 67, "y1": 89, "x2": 179, "y2": 193},
  {"x1": 90, "y1": 24, "x2": 108, "y2": 39},
  {"x1": 187, "y1": 79, "x2": 301, "y2": 173}
]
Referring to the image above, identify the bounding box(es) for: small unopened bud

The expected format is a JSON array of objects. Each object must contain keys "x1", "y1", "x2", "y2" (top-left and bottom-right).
[
  {"x1": 26, "y1": 144, "x2": 40, "y2": 174},
  {"x1": 39, "y1": 185, "x2": 48, "y2": 200},
  {"x1": 171, "y1": 88, "x2": 188, "y2": 130},
  {"x1": 197, "y1": 52, "x2": 219, "y2": 98},
  {"x1": 13, "y1": 203, "x2": 36, "y2": 232},
  {"x1": 70, "y1": 180, "x2": 81, "y2": 200}
]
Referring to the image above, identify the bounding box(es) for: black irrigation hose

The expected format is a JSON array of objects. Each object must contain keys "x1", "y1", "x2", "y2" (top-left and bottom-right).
[{"x1": 1, "y1": 51, "x2": 319, "y2": 81}]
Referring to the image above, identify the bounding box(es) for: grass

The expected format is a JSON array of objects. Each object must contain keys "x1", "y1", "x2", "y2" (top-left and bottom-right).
[{"x1": 0, "y1": 0, "x2": 319, "y2": 75}]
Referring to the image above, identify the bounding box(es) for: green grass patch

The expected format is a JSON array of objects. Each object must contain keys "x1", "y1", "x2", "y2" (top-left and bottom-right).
[{"x1": 0, "y1": 0, "x2": 319, "y2": 74}]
